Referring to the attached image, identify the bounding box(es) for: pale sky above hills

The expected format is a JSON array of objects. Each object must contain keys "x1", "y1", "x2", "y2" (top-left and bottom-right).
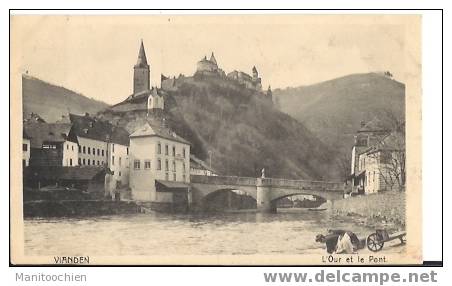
[{"x1": 11, "y1": 14, "x2": 419, "y2": 105}]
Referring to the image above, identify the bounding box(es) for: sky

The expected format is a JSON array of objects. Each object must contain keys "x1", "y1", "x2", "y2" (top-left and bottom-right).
[{"x1": 11, "y1": 14, "x2": 418, "y2": 105}]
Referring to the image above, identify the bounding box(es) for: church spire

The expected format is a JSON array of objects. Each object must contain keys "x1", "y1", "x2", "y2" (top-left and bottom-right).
[
  {"x1": 133, "y1": 39, "x2": 150, "y2": 94},
  {"x1": 135, "y1": 40, "x2": 149, "y2": 68}
]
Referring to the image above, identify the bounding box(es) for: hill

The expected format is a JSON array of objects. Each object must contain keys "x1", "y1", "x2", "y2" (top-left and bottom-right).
[
  {"x1": 273, "y1": 73, "x2": 405, "y2": 176},
  {"x1": 99, "y1": 77, "x2": 341, "y2": 180},
  {"x1": 22, "y1": 75, "x2": 109, "y2": 122}
]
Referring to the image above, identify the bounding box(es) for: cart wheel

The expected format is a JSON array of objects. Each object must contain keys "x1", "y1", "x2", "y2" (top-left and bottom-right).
[
  {"x1": 367, "y1": 233, "x2": 384, "y2": 252},
  {"x1": 399, "y1": 234, "x2": 406, "y2": 244}
]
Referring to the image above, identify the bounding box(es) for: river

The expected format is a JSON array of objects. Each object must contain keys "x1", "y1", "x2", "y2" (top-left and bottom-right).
[{"x1": 24, "y1": 207, "x2": 405, "y2": 257}]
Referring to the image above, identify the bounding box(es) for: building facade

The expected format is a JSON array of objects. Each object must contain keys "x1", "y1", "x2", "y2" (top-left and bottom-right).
[
  {"x1": 22, "y1": 130, "x2": 31, "y2": 167},
  {"x1": 129, "y1": 122, "x2": 191, "y2": 207},
  {"x1": 348, "y1": 120, "x2": 405, "y2": 195},
  {"x1": 24, "y1": 122, "x2": 79, "y2": 167},
  {"x1": 68, "y1": 113, "x2": 130, "y2": 196}
]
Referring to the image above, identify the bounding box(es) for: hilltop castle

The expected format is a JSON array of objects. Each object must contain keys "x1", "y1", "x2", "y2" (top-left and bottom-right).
[
  {"x1": 192, "y1": 52, "x2": 263, "y2": 92},
  {"x1": 111, "y1": 41, "x2": 273, "y2": 113}
]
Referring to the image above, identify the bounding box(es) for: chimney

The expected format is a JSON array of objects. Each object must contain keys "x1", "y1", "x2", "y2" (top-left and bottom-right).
[{"x1": 85, "y1": 112, "x2": 90, "y2": 117}]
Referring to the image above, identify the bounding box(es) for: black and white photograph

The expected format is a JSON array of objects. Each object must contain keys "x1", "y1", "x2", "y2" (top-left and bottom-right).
[{"x1": 10, "y1": 14, "x2": 423, "y2": 265}]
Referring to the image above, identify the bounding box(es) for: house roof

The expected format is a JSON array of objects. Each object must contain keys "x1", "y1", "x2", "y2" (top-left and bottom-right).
[
  {"x1": 69, "y1": 113, "x2": 129, "y2": 146},
  {"x1": 24, "y1": 166, "x2": 105, "y2": 181},
  {"x1": 24, "y1": 122, "x2": 73, "y2": 148},
  {"x1": 155, "y1": 180, "x2": 189, "y2": 191},
  {"x1": 130, "y1": 122, "x2": 191, "y2": 145},
  {"x1": 362, "y1": 132, "x2": 405, "y2": 155},
  {"x1": 358, "y1": 117, "x2": 390, "y2": 133},
  {"x1": 190, "y1": 154, "x2": 216, "y2": 173},
  {"x1": 23, "y1": 112, "x2": 46, "y2": 123}
]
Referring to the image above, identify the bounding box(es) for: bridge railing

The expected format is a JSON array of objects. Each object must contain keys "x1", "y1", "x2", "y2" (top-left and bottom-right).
[
  {"x1": 190, "y1": 175, "x2": 257, "y2": 186},
  {"x1": 191, "y1": 175, "x2": 344, "y2": 191},
  {"x1": 263, "y1": 178, "x2": 343, "y2": 191}
]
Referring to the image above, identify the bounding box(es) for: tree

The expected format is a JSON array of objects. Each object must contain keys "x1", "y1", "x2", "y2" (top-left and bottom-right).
[
  {"x1": 369, "y1": 112, "x2": 406, "y2": 190},
  {"x1": 336, "y1": 153, "x2": 351, "y2": 182}
]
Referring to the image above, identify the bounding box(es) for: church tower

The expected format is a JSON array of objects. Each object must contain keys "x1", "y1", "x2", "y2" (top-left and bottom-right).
[{"x1": 133, "y1": 40, "x2": 150, "y2": 94}]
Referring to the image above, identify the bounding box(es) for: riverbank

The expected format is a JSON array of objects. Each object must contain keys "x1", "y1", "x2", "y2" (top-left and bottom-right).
[
  {"x1": 24, "y1": 200, "x2": 140, "y2": 217},
  {"x1": 332, "y1": 191, "x2": 406, "y2": 230}
]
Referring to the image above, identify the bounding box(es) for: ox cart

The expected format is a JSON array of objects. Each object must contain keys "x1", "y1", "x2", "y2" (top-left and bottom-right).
[{"x1": 366, "y1": 229, "x2": 406, "y2": 252}]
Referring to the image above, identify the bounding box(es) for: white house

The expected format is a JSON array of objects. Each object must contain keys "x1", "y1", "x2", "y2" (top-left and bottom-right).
[
  {"x1": 356, "y1": 132, "x2": 405, "y2": 194},
  {"x1": 129, "y1": 122, "x2": 191, "y2": 210},
  {"x1": 69, "y1": 113, "x2": 130, "y2": 197}
]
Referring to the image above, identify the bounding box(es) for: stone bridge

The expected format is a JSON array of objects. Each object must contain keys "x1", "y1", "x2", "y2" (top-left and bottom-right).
[{"x1": 189, "y1": 175, "x2": 345, "y2": 213}]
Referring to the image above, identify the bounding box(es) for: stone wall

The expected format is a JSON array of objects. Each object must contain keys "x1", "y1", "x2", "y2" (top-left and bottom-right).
[{"x1": 333, "y1": 191, "x2": 406, "y2": 227}]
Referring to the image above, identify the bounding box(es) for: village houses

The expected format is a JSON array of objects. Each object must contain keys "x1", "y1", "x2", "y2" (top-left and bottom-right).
[
  {"x1": 348, "y1": 119, "x2": 405, "y2": 195},
  {"x1": 23, "y1": 40, "x2": 221, "y2": 210}
]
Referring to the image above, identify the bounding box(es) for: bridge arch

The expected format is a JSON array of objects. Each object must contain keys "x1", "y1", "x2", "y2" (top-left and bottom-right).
[
  {"x1": 200, "y1": 188, "x2": 257, "y2": 212},
  {"x1": 270, "y1": 192, "x2": 327, "y2": 204}
]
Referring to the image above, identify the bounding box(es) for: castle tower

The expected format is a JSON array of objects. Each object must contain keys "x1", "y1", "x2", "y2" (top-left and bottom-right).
[
  {"x1": 252, "y1": 66, "x2": 259, "y2": 80},
  {"x1": 133, "y1": 40, "x2": 150, "y2": 94},
  {"x1": 210, "y1": 52, "x2": 218, "y2": 66}
]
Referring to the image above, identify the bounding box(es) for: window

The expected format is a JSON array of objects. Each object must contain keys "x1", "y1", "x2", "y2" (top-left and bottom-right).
[
  {"x1": 42, "y1": 144, "x2": 56, "y2": 149},
  {"x1": 165, "y1": 173, "x2": 169, "y2": 180},
  {"x1": 102, "y1": 150, "x2": 104, "y2": 156},
  {"x1": 183, "y1": 147, "x2": 186, "y2": 158},
  {"x1": 78, "y1": 158, "x2": 81, "y2": 165},
  {"x1": 83, "y1": 146, "x2": 86, "y2": 154},
  {"x1": 97, "y1": 149, "x2": 100, "y2": 156},
  {"x1": 172, "y1": 161, "x2": 176, "y2": 172},
  {"x1": 145, "y1": 160, "x2": 151, "y2": 169},
  {"x1": 157, "y1": 159, "x2": 162, "y2": 170},
  {"x1": 183, "y1": 163, "x2": 186, "y2": 173},
  {"x1": 66, "y1": 145, "x2": 69, "y2": 150},
  {"x1": 22, "y1": 144, "x2": 28, "y2": 151},
  {"x1": 126, "y1": 148, "x2": 129, "y2": 155},
  {"x1": 165, "y1": 160, "x2": 169, "y2": 171},
  {"x1": 72, "y1": 145, "x2": 74, "y2": 151},
  {"x1": 165, "y1": 145, "x2": 169, "y2": 155},
  {"x1": 102, "y1": 161, "x2": 104, "y2": 165},
  {"x1": 88, "y1": 159, "x2": 90, "y2": 165},
  {"x1": 112, "y1": 144, "x2": 115, "y2": 153},
  {"x1": 173, "y1": 173, "x2": 176, "y2": 181},
  {"x1": 70, "y1": 159, "x2": 73, "y2": 166},
  {"x1": 119, "y1": 171, "x2": 122, "y2": 177},
  {"x1": 119, "y1": 157, "x2": 122, "y2": 166},
  {"x1": 83, "y1": 158, "x2": 86, "y2": 165},
  {"x1": 79, "y1": 145, "x2": 81, "y2": 153},
  {"x1": 112, "y1": 156, "x2": 115, "y2": 166},
  {"x1": 88, "y1": 147, "x2": 91, "y2": 155},
  {"x1": 183, "y1": 174, "x2": 186, "y2": 182},
  {"x1": 97, "y1": 160, "x2": 99, "y2": 165},
  {"x1": 172, "y1": 146, "x2": 176, "y2": 156},
  {"x1": 134, "y1": 160, "x2": 141, "y2": 170},
  {"x1": 157, "y1": 142, "x2": 161, "y2": 154}
]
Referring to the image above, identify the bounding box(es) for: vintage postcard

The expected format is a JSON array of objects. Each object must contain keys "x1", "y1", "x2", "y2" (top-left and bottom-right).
[{"x1": 10, "y1": 14, "x2": 422, "y2": 265}]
